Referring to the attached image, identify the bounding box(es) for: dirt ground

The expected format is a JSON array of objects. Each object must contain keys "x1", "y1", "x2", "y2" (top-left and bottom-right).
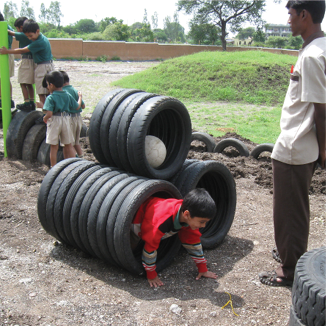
[{"x1": 0, "y1": 61, "x2": 325, "y2": 326}]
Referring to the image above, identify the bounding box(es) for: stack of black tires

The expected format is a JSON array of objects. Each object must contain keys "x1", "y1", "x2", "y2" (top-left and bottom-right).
[
  {"x1": 5, "y1": 110, "x2": 88, "y2": 166},
  {"x1": 37, "y1": 89, "x2": 237, "y2": 275}
]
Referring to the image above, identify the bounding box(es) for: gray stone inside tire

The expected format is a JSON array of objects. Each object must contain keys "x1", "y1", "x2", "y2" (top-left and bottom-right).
[{"x1": 292, "y1": 246, "x2": 326, "y2": 326}]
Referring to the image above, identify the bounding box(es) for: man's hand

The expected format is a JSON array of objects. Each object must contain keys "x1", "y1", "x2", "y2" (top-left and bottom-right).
[
  {"x1": 196, "y1": 270, "x2": 217, "y2": 280},
  {"x1": 0, "y1": 47, "x2": 9, "y2": 54},
  {"x1": 147, "y1": 276, "x2": 164, "y2": 288}
]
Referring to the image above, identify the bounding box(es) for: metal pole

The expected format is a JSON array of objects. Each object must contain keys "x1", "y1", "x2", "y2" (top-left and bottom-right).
[{"x1": 0, "y1": 21, "x2": 11, "y2": 158}]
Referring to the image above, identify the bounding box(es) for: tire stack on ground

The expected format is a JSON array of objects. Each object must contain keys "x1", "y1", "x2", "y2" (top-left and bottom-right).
[
  {"x1": 37, "y1": 88, "x2": 237, "y2": 275},
  {"x1": 289, "y1": 247, "x2": 325, "y2": 326},
  {"x1": 4, "y1": 109, "x2": 88, "y2": 166}
]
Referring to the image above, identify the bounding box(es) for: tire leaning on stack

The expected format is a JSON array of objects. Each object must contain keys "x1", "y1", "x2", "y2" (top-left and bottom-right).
[
  {"x1": 170, "y1": 159, "x2": 237, "y2": 249},
  {"x1": 289, "y1": 247, "x2": 326, "y2": 326},
  {"x1": 37, "y1": 158, "x2": 183, "y2": 275},
  {"x1": 89, "y1": 88, "x2": 192, "y2": 180}
]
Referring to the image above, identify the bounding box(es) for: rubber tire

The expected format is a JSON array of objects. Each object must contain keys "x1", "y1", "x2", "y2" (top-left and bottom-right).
[
  {"x1": 86, "y1": 174, "x2": 140, "y2": 263},
  {"x1": 250, "y1": 143, "x2": 274, "y2": 159},
  {"x1": 171, "y1": 160, "x2": 236, "y2": 249},
  {"x1": 22, "y1": 124, "x2": 46, "y2": 162},
  {"x1": 127, "y1": 96, "x2": 192, "y2": 179},
  {"x1": 80, "y1": 123, "x2": 88, "y2": 138},
  {"x1": 6, "y1": 110, "x2": 43, "y2": 159},
  {"x1": 69, "y1": 167, "x2": 114, "y2": 253},
  {"x1": 213, "y1": 138, "x2": 250, "y2": 157},
  {"x1": 88, "y1": 89, "x2": 124, "y2": 164},
  {"x1": 36, "y1": 139, "x2": 64, "y2": 167},
  {"x1": 113, "y1": 179, "x2": 182, "y2": 275},
  {"x1": 37, "y1": 158, "x2": 82, "y2": 235},
  {"x1": 191, "y1": 132, "x2": 216, "y2": 152},
  {"x1": 45, "y1": 161, "x2": 89, "y2": 241},
  {"x1": 53, "y1": 161, "x2": 97, "y2": 245},
  {"x1": 62, "y1": 165, "x2": 102, "y2": 248},
  {"x1": 109, "y1": 92, "x2": 157, "y2": 168},
  {"x1": 292, "y1": 246, "x2": 326, "y2": 326},
  {"x1": 100, "y1": 89, "x2": 143, "y2": 166},
  {"x1": 289, "y1": 306, "x2": 306, "y2": 326}
]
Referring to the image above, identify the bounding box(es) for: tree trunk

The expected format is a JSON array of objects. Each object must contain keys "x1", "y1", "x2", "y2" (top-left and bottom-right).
[{"x1": 220, "y1": 20, "x2": 227, "y2": 51}]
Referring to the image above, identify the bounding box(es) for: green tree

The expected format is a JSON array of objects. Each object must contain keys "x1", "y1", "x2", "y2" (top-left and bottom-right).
[
  {"x1": 75, "y1": 19, "x2": 98, "y2": 34},
  {"x1": 151, "y1": 11, "x2": 158, "y2": 30},
  {"x1": 47, "y1": 1, "x2": 63, "y2": 27},
  {"x1": 20, "y1": 0, "x2": 35, "y2": 19},
  {"x1": 178, "y1": 0, "x2": 265, "y2": 51},
  {"x1": 237, "y1": 27, "x2": 255, "y2": 40},
  {"x1": 287, "y1": 35, "x2": 303, "y2": 49},
  {"x1": 103, "y1": 22, "x2": 130, "y2": 41},
  {"x1": 163, "y1": 12, "x2": 186, "y2": 43},
  {"x1": 153, "y1": 28, "x2": 168, "y2": 42},
  {"x1": 253, "y1": 27, "x2": 266, "y2": 43},
  {"x1": 39, "y1": 3, "x2": 47, "y2": 22},
  {"x1": 98, "y1": 17, "x2": 119, "y2": 33},
  {"x1": 131, "y1": 22, "x2": 154, "y2": 42},
  {"x1": 188, "y1": 20, "x2": 221, "y2": 45},
  {"x1": 3, "y1": 1, "x2": 18, "y2": 20},
  {"x1": 266, "y1": 36, "x2": 287, "y2": 48}
]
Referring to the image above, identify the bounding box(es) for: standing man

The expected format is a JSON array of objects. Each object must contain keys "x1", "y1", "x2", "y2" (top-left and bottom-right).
[{"x1": 259, "y1": 0, "x2": 326, "y2": 287}]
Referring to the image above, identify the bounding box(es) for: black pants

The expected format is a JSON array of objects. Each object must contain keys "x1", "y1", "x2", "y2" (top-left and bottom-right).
[{"x1": 272, "y1": 159, "x2": 316, "y2": 280}]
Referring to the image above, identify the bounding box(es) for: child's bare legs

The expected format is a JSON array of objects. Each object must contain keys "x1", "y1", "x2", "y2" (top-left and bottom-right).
[
  {"x1": 50, "y1": 144, "x2": 59, "y2": 167},
  {"x1": 21, "y1": 84, "x2": 34, "y2": 102},
  {"x1": 63, "y1": 143, "x2": 76, "y2": 159},
  {"x1": 37, "y1": 94, "x2": 47, "y2": 108},
  {"x1": 74, "y1": 144, "x2": 83, "y2": 157}
]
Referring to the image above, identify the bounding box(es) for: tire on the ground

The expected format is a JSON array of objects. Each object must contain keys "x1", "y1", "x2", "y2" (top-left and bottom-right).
[
  {"x1": 22, "y1": 124, "x2": 46, "y2": 161},
  {"x1": 250, "y1": 143, "x2": 274, "y2": 159},
  {"x1": 289, "y1": 306, "x2": 306, "y2": 326},
  {"x1": 292, "y1": 246, "x2": 326, "y2": 326},
  {"x1": 127, "y1": 96, "x2": 192, "y2": 179},
  {"x1": 37, "y1": 139, "x2": 64, "y2": 167},
  {"x1": 80, "y1": 123, "x2": 88, "y2": 138},
  {"x1": 37, "y1": 158, "x2": 82, "y2": 234},
  {"x1": 171, "y1": 160, "x2": 236, "y2": 249},
  {"x1": 6, "y1": 110, "x2": 43, "y2": 159},
  {"x1": 191, "y1": 132, "x2": 216, "y2": 152},
  {"x1": 88, "y1": 89, "x2": 124, "y2": 164},
  {"x1": 113, "y1": 179, "x2": 182, "y2": 275},
  {"x1": 213, "y1": 138, "x2": 250, "y2": 157}
]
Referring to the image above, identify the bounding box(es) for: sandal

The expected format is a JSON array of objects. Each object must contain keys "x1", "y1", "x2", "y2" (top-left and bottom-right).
[
  {"x1": 272, "y1": 247, "x2": 282, "y2": 263},
  {"x1": 259, "y1": 270, "x2": 293, "y2": 287}
]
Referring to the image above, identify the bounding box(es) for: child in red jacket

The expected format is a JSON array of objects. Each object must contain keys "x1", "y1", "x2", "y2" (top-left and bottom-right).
[{"x1": 132, "y1": 188, "x2": 217, "y2": 287}]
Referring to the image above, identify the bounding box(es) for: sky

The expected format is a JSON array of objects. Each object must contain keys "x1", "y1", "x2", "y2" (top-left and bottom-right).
[{"x1": 5, "y1": 0, "x2": 326, "y2": 34}]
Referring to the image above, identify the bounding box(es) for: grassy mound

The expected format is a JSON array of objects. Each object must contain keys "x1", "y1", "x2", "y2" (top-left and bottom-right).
[{"x1": 113, "y1": 50, "x2": 297, "y2": 106}]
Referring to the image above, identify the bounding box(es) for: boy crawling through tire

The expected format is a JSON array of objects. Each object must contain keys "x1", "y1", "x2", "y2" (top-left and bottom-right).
[{"x1": 131, "y1": 188, "x2": 218, "y2": 287}]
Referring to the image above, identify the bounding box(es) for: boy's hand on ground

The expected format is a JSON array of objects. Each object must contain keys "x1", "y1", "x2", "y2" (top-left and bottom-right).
[
  {"x1": 147, "y1": 276, "x2": 164, "y2": 288},
  {"x1": 196, "y1": 271, "x2": 217, "y2": 280}
]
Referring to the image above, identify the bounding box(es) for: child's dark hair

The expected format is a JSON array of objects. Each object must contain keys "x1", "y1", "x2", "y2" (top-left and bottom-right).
[
  {"x1": 22, "y1": 19, "x2": 39, "y2": 33},
  {"x1": 181, "y1": 188, "x2": 216, "y2": 219},
  {"x1": 0, "y1": 12, "x2": 4, "y2": 21},
  {"x1": 59, "y1": 70, "x2": 70, "y2": 84},
  {"x1": 286, "y1": 1, "x2": 325, "y2": 24},
  {"x1": 45, "y1": 71, "x2": 64, "y2": 88},
  {"x1": 14, "y1": 17, "x2": 28, "y2": 28}
]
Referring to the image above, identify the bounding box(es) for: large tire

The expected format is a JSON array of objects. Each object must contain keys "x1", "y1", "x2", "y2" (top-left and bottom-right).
[
  {"x1": 250, "y1": 143, "x2": 274, "y2": 159},
  {"x1": 171, "y1": 160, "x2": 236, "y2": 249},
  {"x1": 6, "y1": 110, "x2": 43, "y2": 159},
  {"x1": 22, "y1": 124, "x2": 46, "y2": 162},
  {"x1": 113, "y1": 179, "x2": 182, "y2": 275},
  {"x1": 88, "y1": 89, "x2": 124, "y2": 164},
  {"x1": 109, "y1": 92, "x2": 157, "y2": 169},
  {"x1": 53, "y1": 161, "x2": 97, "y2": 245},
  {"x1": 292, "y1": 247, "x2": 326, "y2": 326},
  {"x1": 69, "y1": 167, "x2": 114, "y2": 253},
  {"x1": 100, "y1": 89, "x2": 143, "y2": 166},
  {"x1": 289, "y1": 306, "x2": 306, "y2": 326},
  {"x1": 191, "y1": 132, "x2": 216, "y2": 152},
  {"x1": 213, "y1": 138, "x2": 250, "y2": 157},
  {"x1": 37, "y1": 158, "x2": 82, "y2": 234},
  {"x1": 127, "y1": 96, "x2": 192, "y2": 179},
  {"x1": 36, "y1": 139, "x2": 64, "y2": 167},
  {"x1": 62, "y1": 165, "x2": 102, "y2": 247}
]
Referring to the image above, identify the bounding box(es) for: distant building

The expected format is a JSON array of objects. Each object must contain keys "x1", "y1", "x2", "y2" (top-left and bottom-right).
[{"x1": 265, "y1": 24, "x2": 291, "y2": 38}]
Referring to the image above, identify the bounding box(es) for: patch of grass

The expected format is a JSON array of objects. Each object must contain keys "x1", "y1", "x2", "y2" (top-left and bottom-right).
[
  {"x1": 110, "y1": 56, "x2": 121, "y2": 61},
  {"x1": 113, "y1": 50, "x2": 296, "y2": 106}
]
